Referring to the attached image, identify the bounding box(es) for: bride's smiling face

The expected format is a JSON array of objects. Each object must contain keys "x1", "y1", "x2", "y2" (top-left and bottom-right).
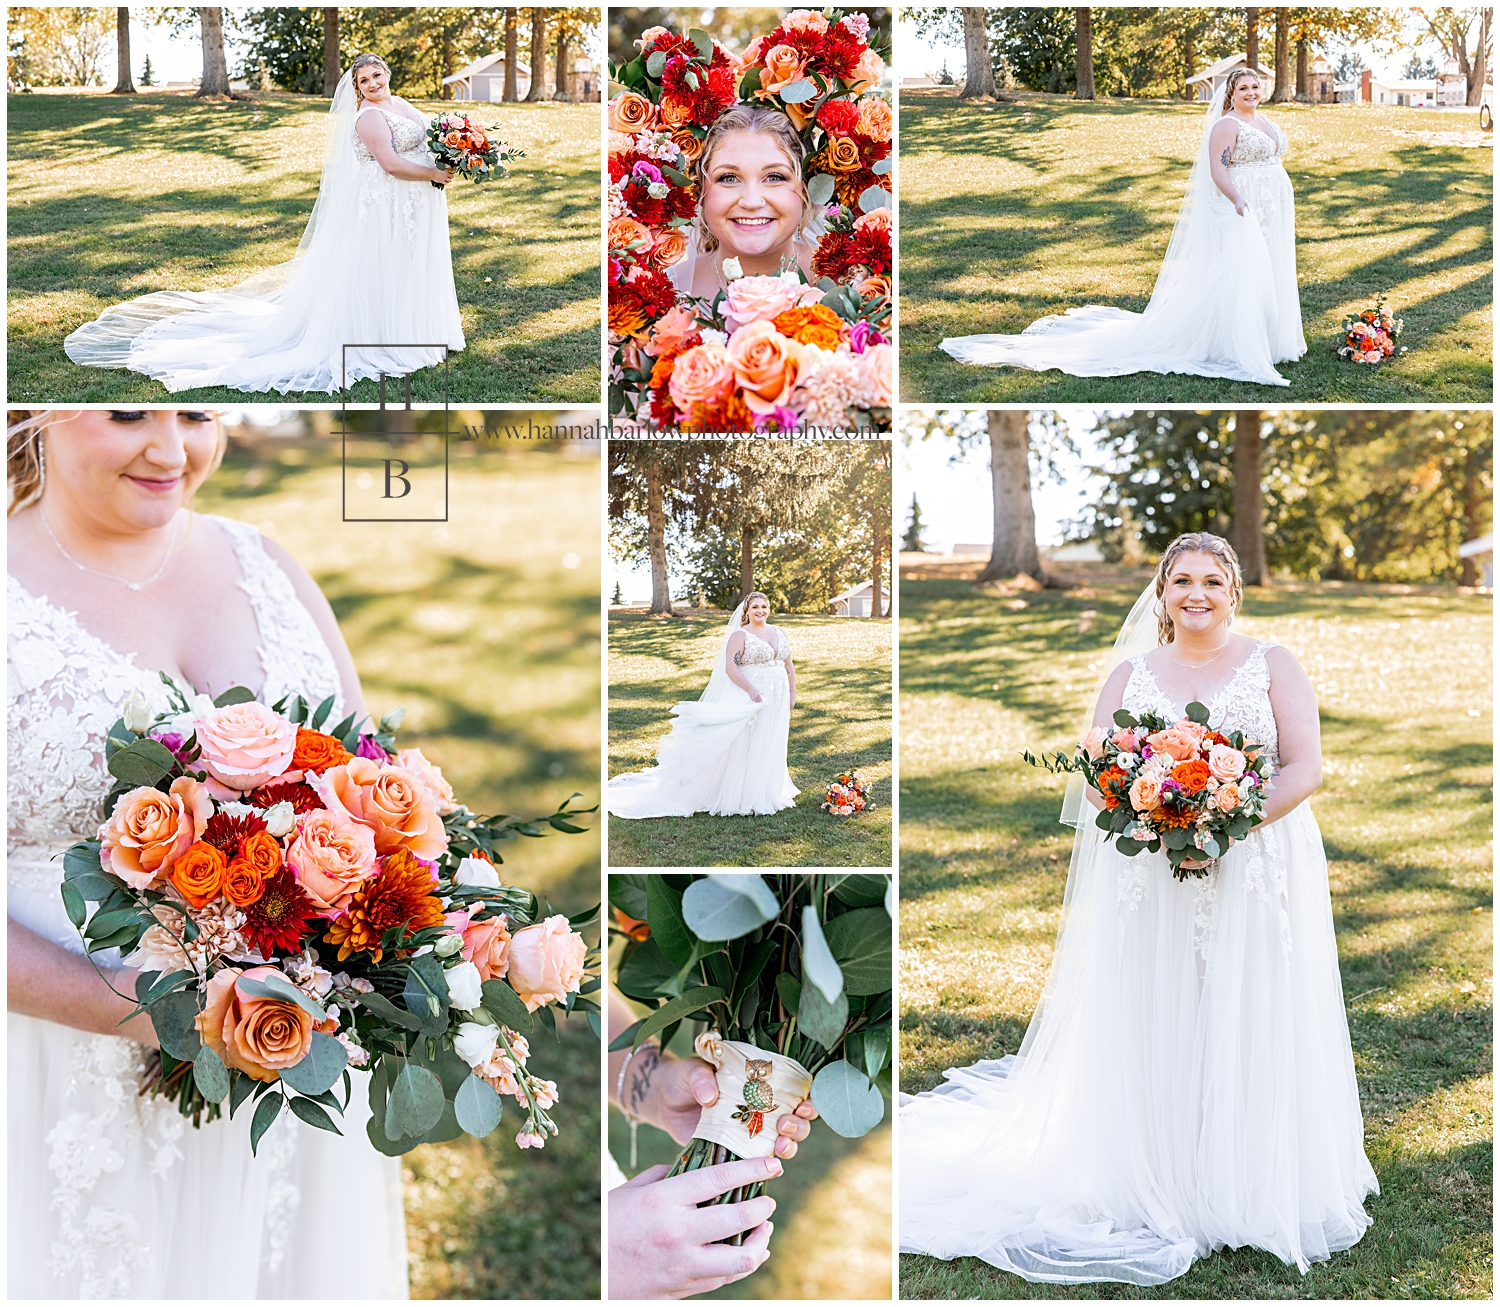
[
  {"x1": 1230, "y1": 75, "x2": 1262, "y2": 114},
  {"x1": 702, "y1": 132, "x2": 805, "y2": 262},
  {"x1": 1163, "y1": 552, "x2": 1234, "y2": 638},
  {"x1": 745, "y1": 596, "x2": 772, "y2": 624},
  {"x1": 45, "y1": 411, "x2": 220, "y2": 534},
  {"x1": 355, "y1": 62, "x2": 391, "y2": 101}
]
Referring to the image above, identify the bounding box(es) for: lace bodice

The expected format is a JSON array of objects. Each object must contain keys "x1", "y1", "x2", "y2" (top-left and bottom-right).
[
  {"x1": 739, "y1": 628, "x2": 791, "y2": 666},
  {"x1": 7, "y1": 516, "x2": 343, "y2": 893},
  {"x1": 1227, "y1": 119, "x2": 1288, "y2": 167},
  {"x1": 352, "y1": 105, "x2": 428, "y2": 161},
  {"x1": 1122, "y1": 640, "x2": 1281, "y2": 769}
]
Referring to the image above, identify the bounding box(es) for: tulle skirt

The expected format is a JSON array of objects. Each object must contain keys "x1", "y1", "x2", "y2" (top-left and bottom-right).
[
  {"x1": 7, "y1": 868, "x2": 408, "y2": 1299},
  {"x1": 899, "y1": 803, "x2": 1377, "y2": 1285},
  {"x1": 63, "y1": 154, "x2": 463, "y2": 395},
  {"x1": 607, "y1": 662, "x2": 799, "y2": 819},
  {"x1": 941, "y1": 163, "x2": 1305, "y2": 387}
]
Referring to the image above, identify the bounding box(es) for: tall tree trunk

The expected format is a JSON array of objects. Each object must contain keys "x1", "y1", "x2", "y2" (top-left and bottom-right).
[
  {"x1": 1074, "y1": 8, "x2": 1095, "y2": 99},
  {"x1": 977, "y1": 410, "x2": 1043, "y2": 584},
  {"x1": 646, "y1": 460, "x2": 672, "y2": 615},
  {"x1": 442, "y1": 17, "x2": 454, "y2": 99},
  {"x1": 504, "y1": 8, "x2": 519, "y2": 101},
  {"x1": 1270, "y1": 8, "x2": 1291, "y2": 102},
  {"x1": 1182, "y1": 33, "x2": 1196, "y2": 98},
  {"x1": 1245, "y1": 6, "x2": 1259, "y2": 69},
  {"x1": 740, "y1": 524, "x2": 755, "y2": 599},
  {"x1": 554, "y1": 24, "x2": 570, "y2": 102},
  {"x1": 196, "y1": 7, "x2": 230, "y2": 96},
  {"x1": 1232, "y1": 410, "x2": 1268, "y2": 586},
  {"x1": 1459, "y1": 446, "x2": 1486, "y2": 585},
  {"x1": 1295, "y1": 37, "x2": 1307, "y2": 97},
  {"x1": 1469, "y1": 9, "x2": 1490, "y2": 105},
  {"x1": 523, "y1": 8, "x2": 548, "y2": 101},
  {"x1": 112, "y1": 8, "x2": 135, "y2": 93},
  {"x1": 871, "y1": 545, "x2": 884, "y2": 619},
  {"x1": 959, "y1": 6, "x2": 997, "y2": 99},
  {"x1": 322, "y1": 7, "x2": 339, "y2": 97}
]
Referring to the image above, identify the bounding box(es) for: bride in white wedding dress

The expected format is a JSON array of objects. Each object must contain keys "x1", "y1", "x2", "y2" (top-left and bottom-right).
[
  {"x1": 900, "y1": 533, "x2": 1377, "y2": 1285},
  {"x1": 942, "y1": 70, "x2": 1306, "y2": 387},
  {"x1": 64, "y1": 55, "x2": 464, "y2": 395},
  {"x1": 608, "y1": 593, "x2": 799, "y2": 819},
  {"x1": 7, "y1": 413, "x2": 406, "y2": 1298}
]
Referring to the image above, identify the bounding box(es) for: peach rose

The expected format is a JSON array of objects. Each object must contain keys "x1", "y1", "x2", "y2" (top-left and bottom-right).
[
  {"x1": 647, "y1": 304, "x2": 701, "y2": 358},
  {"x1": 195, "y1": 701, "x2": 297, "y2": 792},
  {"x1": 196, "y1": 966, "x2": 313, "y2": 1083},
  {"x1": 607, "y1": 129, "x2": 635, "y2": 154},
  {"x1": 1213, "y1": 781, "x2": 1242, "y2": 813},
  {"x1": 99, "y1": 777, "x2": 212, "y2": 890},
  {"x1": 1145, "y1": 726, "x2": 1199, "y2": 762},
  {"x1": 1207, "y1": 743, "x2": 1248, "y2": 782},
  {"x1": 1112, "y1": 729, "x2": 1140, "y2": 753},
  {"x1": 1129, "y1": 774, "x2": 1164, "y2": 811},
  {"x1": 669, "y1": 128, "x2": 704, "y2": 164},
  {"x1": 463, "y1": 913, "x2": 513, "y2": 982},
  {"x1": 856, "y1": 97, "x2": 893, "y2": 143},
  {"x1": 658, "y1": 94, "x2": 693, "y2": 128},
  {"x1": 394, "y1": 747, "x2": 457, "y2": 816},
  {"x1": 318, "y1": 756, "x2": 448, "y2": 861},
  {"x1": 650, "y1": 226, "x2": 689, "y2": 269},
  {"x1": 724, "y1": 272, "x2": 807, "y2": 328},
  {"x1": 861, "y1": 342, "x2": 893, "y2": 407},
  {"x1": 825, "y1": 135, "x2": 863, "y2": 171},
  {"x1": 667, "y1": 342, "x2": 735, "y2": 411},
  {"x1": 1081, "y1": 727, "x2": 1107, "y2": 760},
  {"x1": 784, "y1": 9, "x2": 829, "y2": 35},
  {"x1": 608, "y1": 91, "x2": 657, "y2": 134},
  {"x1": 739, "y1": 35, "x2": 767, "y2": 70},
  {"x1": 760, "y1": 44, "x2": 805, "y2": 98},
  {"x1": 634, "y1": 24, "x2": 669, "y2": 50},
  {"x1": 853, "y1": 207, "x2": 892, "y2": 237},
  {"x1": 856, "y1": 273, "x2": 891, "y2": 307},
  {"x1": 848, "y1": 48, "x2": 886, "y2": 95},
  {"x1": 608, "y1": 215, "x2": 652, "y2": 254},
  {"x1": 285, "y1": 808, "x2": 378, "y2": 913},
  {"x1": 727, "y1": 320, "x2": 808, "y2": 414},
  {"x1": 507, "y1": 914, "x2": 587, "y2": 1012}
]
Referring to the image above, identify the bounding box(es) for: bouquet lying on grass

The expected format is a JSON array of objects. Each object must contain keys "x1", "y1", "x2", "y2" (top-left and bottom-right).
[
  {"x1": 427, "y1": 111, "x2": 525, "y2": 186},
  {"x1": 610, "y1": 873, "x2": 891, "y2": 1237},
  {"x1": 1337, "y1": 297, "x2": 1404, "y2": 365},
  {"x1": 820, "y1": 769, "x2": 872, "y2": 816},
  {"x1": 63, "y1": 676, "x2": 598, "y2": 1156},
  {"x1": 1023, "y1": 700, "x2": 1271, "y2": 881}
]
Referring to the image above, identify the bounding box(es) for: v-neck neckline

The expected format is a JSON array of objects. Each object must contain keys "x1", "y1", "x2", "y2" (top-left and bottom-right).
[
  {"x1": 1231, "y1": 117, "x2": 1278, "y2": 149},
  {"x1": 1137, "y1": 642, "x2": 1264, "y2": 720}
]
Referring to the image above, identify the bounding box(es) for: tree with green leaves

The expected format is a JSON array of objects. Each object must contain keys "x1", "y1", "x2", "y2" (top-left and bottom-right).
[
  {"x1": 9, "y1": 7, "x2": 114, "y2": 86},
  {"x1": 140, "y1": 51, "x2": 155, "y2": 84},
  {"x1": 608, "y1": 441, "x2": 708, "y2": 616},
  {"x1": 1417, "y1": 6, "x2": 1492, "y2": 104}
]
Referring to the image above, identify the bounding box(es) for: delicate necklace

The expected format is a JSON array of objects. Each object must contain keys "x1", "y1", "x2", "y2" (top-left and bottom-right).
[
  {"x1": 1170, "y1": 638, "x2": 1231, "y2": 670},
  {"x1": 41, "y1": 507, "x2": 185, "y2": 592}
]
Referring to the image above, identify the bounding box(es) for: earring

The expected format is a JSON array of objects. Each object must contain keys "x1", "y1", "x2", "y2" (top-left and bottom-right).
[{"x1": 36, "y1": 433, "x2": 46, "y2": 490}]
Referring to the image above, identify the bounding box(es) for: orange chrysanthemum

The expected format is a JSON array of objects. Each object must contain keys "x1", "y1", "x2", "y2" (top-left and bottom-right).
[
  {"x1": 292, "y1": 727, "x2": 352, "y2": 775},
  {"x1": 323, "y1": 848, "x2": 446, "y2": 963},
  {"x1": 1171, "y1": 759, "x2": 1212, "y2": 795},
  {"x1": 1095, "y1": 764, "x2": 1128, "y2": 809},
  {"x1": 1156, "y1": 805, "x2": 1200, "y2": 829}
]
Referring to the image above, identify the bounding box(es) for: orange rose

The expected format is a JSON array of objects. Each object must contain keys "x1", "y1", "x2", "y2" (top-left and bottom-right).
[
  {"x1": 196, "y1": 966, "x2": 313, "y2": 1083},
  {"x1": 1129, "y1": 775, "x2": 1164, "y2": 812},
  {"x1": 1171, "y1": 759, "x2": 1212, "y2": 795},
  {"x1": 667, "y1": 342, "x2": 735, "y2": 411},
  {"x1": 292, "y1": 728, "x2": 352, "y2": 776},
  {"x1": 824, "y1": 135, "x2": 863, "y2": 172},
  {"x1": 507, "y1": 914, "x2": 587, "y2": 1012},
  {"x1": 1213, "y1": 781, "x2": 1242, "y2": 813},
  {"x1": 222, "y1": 859, "x2": 265, "y2": 908},
  {"x1": 772, "y1": 304, "x2": 846, "y2": 351},
  {"x1": 650, "y1": 354, "x2": 675, "y2": 390},
  {"x1": 856, "y1": 273, "x2": 891, "y2": 307},
  {"x1": 609, "y1": 215, "x2": 652, "y2": 254},
  {"x1": 854, "y1": 207, "x2": 892, "y2": 237},
  {"x1": 760, "y1": 44, "x2": 805, "y2": 98},
  {"x1": 669, "y1": 128, "x2": 703, "y2": 164},
  {"x1": 285, "y1": 808, "x2": 377, "y2": 913},
  {"x1": 239, "y1": 830, "x2": 283, "y2": 877},
  {"x1": 1096, "y1": 764, "x2": 1128, "y2": 808},
  {"x1": 658, "y1": 94, "x2": 693, "y2": 128},
  {"x1": 650, "y1": 226, "x2": 689, "y2": 269},
  {"x1": 99, "y1": 777, "x2": 212, "y2": 890},
  {"x1": 1145, "y1": 727, "x2": 1199, "y2": 762},
  {"x1": 319, "y1": 756, "x2": 448, "y2": 861},
  {"x1": 608, "y1": 90, "x2": 657, "y2": 134},
  {"x1": 168, "y1": 840, "x2": 226, "y2": 910},
  {"x1": 462, "y1": 913, "x2": 513, "y2": 982},
  {"x1": 856, "y1": 97, "x2": 893, "y2": 143},
  {"x1": 727, "y1": 320, "x2": 809, "y2": 414}
]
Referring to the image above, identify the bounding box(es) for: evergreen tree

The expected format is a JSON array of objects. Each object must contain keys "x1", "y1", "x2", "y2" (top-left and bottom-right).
[
  {"x1": 902, "y1": 495, "x2": 928, "y2": 553},
  {"x1": 611, "y1": 580, "x2": 623, "y2": 605},
  {"x1": 141, "y1": 53, "x2": 155, "y2": 86}
]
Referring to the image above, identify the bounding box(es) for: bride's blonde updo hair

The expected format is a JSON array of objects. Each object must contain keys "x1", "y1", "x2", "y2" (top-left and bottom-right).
[
  {"x1": 1221, "y1": 68, "x2": 1261, "y2": 113},
  {"x1": 350, "y1": 53, "x2": 391, "y2": 102},
  {"x1": 693, "y1": 104, "x2": 810, "y2": 254},
  {"x1": 738, "y1": 591, "x2": 771, "y2": 624},
  {"x1": 1153, "y1": 533, "x2": 1243, "y2": 645}
]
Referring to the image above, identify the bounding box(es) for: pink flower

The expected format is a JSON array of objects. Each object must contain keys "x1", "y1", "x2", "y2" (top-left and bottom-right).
[
  {"x1": 784, "y1": 9, "x2": 830, "y2": 35},
  {"x1": 1129, "y1": 775, "x2": 1164, "y2": 811},
  {"x1": 99, "y1": 777, "x2": 212, "y2": 890},
  {"x1": 1207, "y1": 743, "x2": 1248, "y2": 782},
  {"x1": 646, "y1": 305, "x2": 701, "y2": 358},
  {"x1": 285, "y1": 809, "x2": 378, "y2": 914},
  {"x1": 1145, "y1": 726, "x2": 1198, "y2": 762},
  {"x1": 195, "y1": 701, "x2": 296, "y2": 792},
  {"x1": 394, "y1": 747, "x2": 457, "y2": 815},
  {"x1": 1112, "y1": 729, "x2": 1140, "y2": 753},
  {"x1": 515, "y1": 1130, "x2": 547, "y2": 1149},
  {"x1": 507, "y1": 914, "x2": 588, "y2": 1012},
  {"x1": 724, "y1": 272, "x2": 808, "y2": 330},
  {"x1": 1081, "y1": 727, "x2": 1107, "y2": 760},
  {"x1": 1213, "y1": 781, "x2": 1242, "y2": 813}
]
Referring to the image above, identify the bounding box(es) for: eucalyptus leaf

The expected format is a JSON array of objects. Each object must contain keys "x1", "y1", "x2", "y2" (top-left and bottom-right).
[
  {"x1": 150, "y1": 990, "x2": 202, "y2": 1060},
  {"x1": 403, "y1": 954, "x2": 450, "y2": 1034},
  {"x1": 797, "y1": 974, "x2": 848, "y2": 1049},
  {"x1": 357, "y1": 989, "x2": 425, "y2": 1031},
  {"x1": 454, "y1": 1074, "x2": 504, "y2": 1137},
  {"x1": 63, "y1": 841, "x2": 105, "y2": 880},
  {"x1": 646, "y1": 50, "x2": 667, "y2": 77},
  {"x1": 800, "y1": 906, "x2": 844, "y2": 1003},
  {"x1": 688, "y1": 27, "x2": 713, "y2": 59},
  {"x1": 480, "y1": 978, "x2": 533, "y2": 1031},
  {"x1": 278, "y1": 1031, "x2": 348, "y2": 1096},
  {"x1": 807, "y1": 172, "x2": 836, "y2": 206},
  {"x1": 872, "y1": 156, "x2": 892, "y2": 175},
  {"x1": 1185, "y1": 700, "x2": 1210, "y2": 724},
  {"x1": 388, "y1": 1064, "x2": 446, "y2": 1139},
  {"x1": 811, "y1": 1060, "x2": 885, "y2": 1138},
  {"x1": 288, "y1": 1095, "x2": 343, "y2": 1135},
  {"x1": 235, "y1": 973, "x2": 328, "y2": 1021},
  {"x1": 861, "y1": 1026, "x2": 890, "y2": 1081},
  {"x1": 779, "y1": 77, "x2": 818, "y2": 103},
  {"x1": 682, "y1": 875, "x2": 778, "y2": 941},
  {"x1": 60, "y1": 881, "x2": 86, "y2": 930},
  {"x1": 193, "y1": 1044, "x2": 230, "y2": 1103},
  {"x1": 857, "y1": 184, "x2": 891, "y2": 213},
  {"x1": 106, "y1": 739, "x2": 176, "y2": 787},
  {"x1": 229, "y1": 1070, "x2": 257, "y2": 1118},
  {"x1": 250, "y1": 1092, "x2": 282, "y2": 1155},
  {"x1": 829, "y1": 874, "x2": 889, "y2": 908},
  {"x1": 212, "y1": 686, "x2": 257, "y2": 707}
]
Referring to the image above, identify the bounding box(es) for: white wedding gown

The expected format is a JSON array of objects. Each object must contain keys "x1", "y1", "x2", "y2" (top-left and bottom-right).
[
  {"x1": 942, "y1": 117, "x2": 1306, "y2": 387},
  {"x1": 608, "y1": 628, "x2": 799, "y2": 819},
  {"x1": 63, "y1": 92, "x2": 463, "y2": 395},
  {"x1": 900, "y1": 641, "x2": 1377, "y2": 1284},
  {"x1": 8, "y1": 516, "x2": 408, "y2": 1299}
]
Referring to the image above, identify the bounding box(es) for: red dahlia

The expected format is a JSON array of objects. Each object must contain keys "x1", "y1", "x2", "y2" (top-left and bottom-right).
[
  {"x1": 240, "y1": 867, "x2": 317, "y2": 957},
  {"x1": 819, "y1": 30, "x2": 866, "y2": 79},
  {"x1": 247, "y1": 780, "x2": 325, "y2": 814},
  {"x1": 202, "y1": 811, "x2": 267, "y2": 860}
]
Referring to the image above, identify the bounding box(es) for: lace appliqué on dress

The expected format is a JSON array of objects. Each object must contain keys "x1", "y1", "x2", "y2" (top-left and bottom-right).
[{"x1": 353, "y1": 107, "x2": 430, "y2": 245}]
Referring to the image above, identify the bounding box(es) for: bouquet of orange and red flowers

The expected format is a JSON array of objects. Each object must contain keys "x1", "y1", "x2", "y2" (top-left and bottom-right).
[
  {"x1": 820, "y1": 769, "x2": 873, "y2": 816},
  {"x1": 1337, "y1": 296, "x2": 1404, "y2": 365},
  {"x1": 1024, "y1": 700, "x2": 1271, "y2": 880},
  {"x1": 62, "y1": 676, "x2": 598, "y2": 1156},
  {"x1": 426, "y1": 111, "x2": 524, "y2": 186}
]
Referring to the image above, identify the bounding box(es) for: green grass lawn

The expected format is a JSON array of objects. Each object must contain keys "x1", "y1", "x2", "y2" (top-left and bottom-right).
[
  {"x1": 197, "y1": 436, "x2": 602, "y2": 1298},
  {"x1": 898, "y1": 89, "x2": 1493, "y2": 403},
  {"x1": 608, "y1": 610, "x2": 892, "y2": 868},
  {"x1": 7, "y1": 90, "x2": 600, "y2": 403},
  {"x1": 898, "y1": 560, "x2": 1492, "y2": 1299}
]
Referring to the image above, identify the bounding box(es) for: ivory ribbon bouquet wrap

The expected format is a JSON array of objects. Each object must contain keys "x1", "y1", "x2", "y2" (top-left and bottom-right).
[
  {"x1": 611, "y1": 872, "x2": 892, "y2": 1223},
  {"x1": 62, "y1": 676, "x2": 600, "y2": 1158}
]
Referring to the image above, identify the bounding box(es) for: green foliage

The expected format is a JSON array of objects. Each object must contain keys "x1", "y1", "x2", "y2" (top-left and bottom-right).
[
  {"x1": 903, "y1": 494, "x2": 928, "y2": 553},
  {"x1": 236, "y1": 6, "x2": 325, "y2": 93}
]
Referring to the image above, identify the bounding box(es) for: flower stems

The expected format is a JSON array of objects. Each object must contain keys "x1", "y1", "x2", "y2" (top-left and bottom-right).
[{"x1": 666, "y1": 1136, "x2": 768, "y2": 1247}]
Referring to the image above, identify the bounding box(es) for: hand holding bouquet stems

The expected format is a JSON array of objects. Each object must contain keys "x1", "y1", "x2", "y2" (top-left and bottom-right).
[
  {"x1": 610, "y1": 873, "x2": 891, "y2": 1240},
  {"x1": 62, "y1": 675, "x2": 599, "y2": 1157},
  {"x1": 1023, "y1": 699, "x2": 1271, "y2": 881}
]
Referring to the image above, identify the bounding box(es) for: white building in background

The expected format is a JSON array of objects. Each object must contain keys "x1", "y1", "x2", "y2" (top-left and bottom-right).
[
  {"x1": 1363, "y1": 59, "x2": 1483, "y2": 108},
  {"x1": 1459, "y1": 535, "x2": 1493, "y2": 589},
  {"x1": 443, "y1": 53, "x2": 598, "y2": 101},
  {"x1": 1186, "y1": 52, "x2": 1274, "y2": 101},
  {"x1": 829, "y1": 581, "x2": 889, "y2": 617}
]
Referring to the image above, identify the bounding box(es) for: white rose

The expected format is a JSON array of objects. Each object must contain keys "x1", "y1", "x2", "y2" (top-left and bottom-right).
[
  {"x1": 446, "y1": 961, "x2": 484, "y2": 1011},
  {"x1": 122, "y1": 690, "x2": 154, "y2": 735},
  {"x1": 434, "y1": 932, "x2": 464, "y2": 958},
  {"x1": 700, "y1": 328, "x2": 728, "y2": 347},
  {"x1": 455, "y1": 856, "x2": 501, "y2": 889},
  {"x1": 454, "y1": 1021, "x2": 500, "y2": 1068},
  {"x1": 1117, "y1": 752, "x2": 1139, "y2": 770},
  {"x1": 219, "y1": 801, "x2": 255, "y2": 818},
  {"x1": 646, "y1": 181, "x2": 669, "y2": 199},
  {"x1": 262, "y1": 800, "x2": 297, "y2": 838},
  {"x1": 720, "y1": 257, "x2": 743, "y2": 281}
]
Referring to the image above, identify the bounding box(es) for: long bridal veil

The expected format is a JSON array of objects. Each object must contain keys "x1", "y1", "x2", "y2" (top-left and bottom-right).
[
  {"x1": 941, "y1": 76, "x2": 1292, "y2": 387},
  {"x1": 64, "y1": 70, "x2": 448, "y2": 393}
]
